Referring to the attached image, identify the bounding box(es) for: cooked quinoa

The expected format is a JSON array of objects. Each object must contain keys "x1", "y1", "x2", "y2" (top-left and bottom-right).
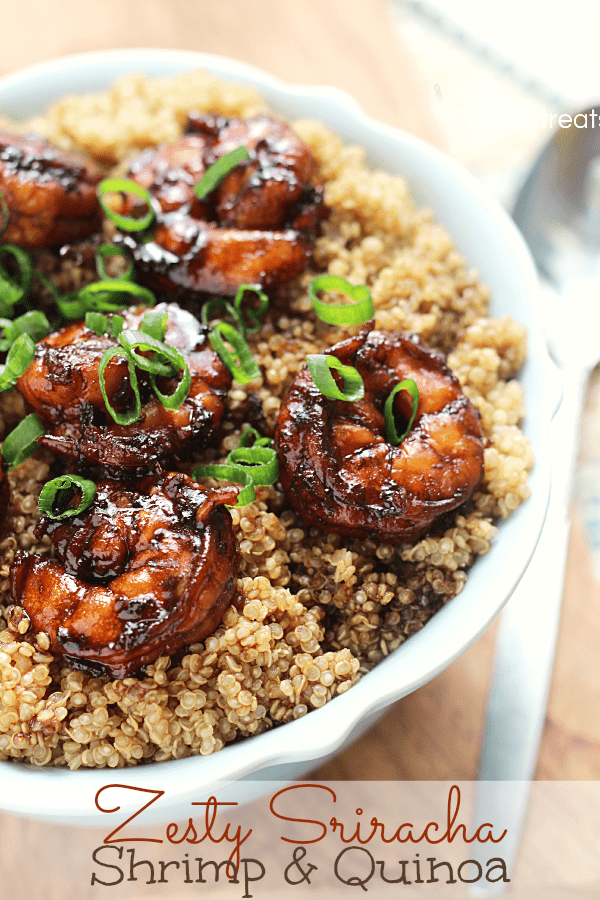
[{"x1": 0, "y1": 72, "x2": 532, "y2": 769}]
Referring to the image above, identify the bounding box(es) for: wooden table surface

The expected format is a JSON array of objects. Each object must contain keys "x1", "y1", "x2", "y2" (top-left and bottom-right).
[{"x1": 0, "y1": 0, "x2": 597, "y2": 842}]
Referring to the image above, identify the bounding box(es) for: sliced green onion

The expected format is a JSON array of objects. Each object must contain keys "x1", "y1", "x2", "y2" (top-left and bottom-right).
[
  {"x1": 37, "y1": 272, "x2": 155, "y2": 321},
  {"x1": 38, "y1": 474, "x2": 97, "y2": 520},
  {"x1": 238, "y1": 425, "x2": 272, "y2": 449},
  {"x1": 0, "y1": 333, "x2": 35, "y2": 391},
  {"x1": 55, "y1": 294, "x2": 87, "y2": 319},
  {"x1": 85, "y1": 311, "x2": 125, "y2": 338},
  {"x1": 98, "y1": 178, "x2": 155, "y2": 232},
  {"x1": 226, "y1": 445, "x2": 278, "y2": 487},
  {"x1": 201, "y1": 297, "x2": 245, "y2": 335},
  {"x1": 96, "y1": 244, "x2": 135, "y2": 282},
  {"x1": 0, "y1": 310, "x2": 49, "y2": 351},
  {"x1": 36, "y1": 274, "x2": 86, "y2": 320},
  {"x1": 0, "y1": 244, "x2": 34, "y2": 315},
  {"x1": 209, "y1": 322, "x2": 260, "y2": 384},
  {"x1": 119, "y1": 329, "x2": 179, "y2": 377},
  {"x1": 109, "y1": 315, "x2": 125, "y2": 338},
  {"x1": 194, "y1": 146, "x2": 250, "y2": 200},
  {"x1": 1, "y1": 413, "x2": 45, "y2": 468},
  {"x1": 308, "y1": 275, "x2": 375, "y2": 326},
  {"x1": 233, "y1": 284, "x2": 269, "y2": 334},
  {"x1": 384, "y1": 378, "x2": 419, "y2": 445},
  {"x1": 98, "y1": 346, "x2": 142, "y2": 426},
  {"x1": 140, "y1": 309, "x2": 168, "y2": 342},
  {"x1": 191, "y1": 462, "x2": 256, "y2": 507},
  {"x1": 85, "y1": 311, "x2": 109, "y2": 336},
  {"x1": 77, "y1": 279, "x2": 156, "y2": 312},
  {"x1": 306, "y1": 354, "x2": 364, "y2": 402},
  {"x1": 201, "y1": 297, "x2": 235, "y2": 328},
  {"x1": 119, "y1": 330, "x2": 191, "y2": 410},
  {"x1": 200, "y1": 287, "x2": 267, "y2": 338},
  {"x1": 150, "y1": 369, "x2": 191, "y2": 410}
]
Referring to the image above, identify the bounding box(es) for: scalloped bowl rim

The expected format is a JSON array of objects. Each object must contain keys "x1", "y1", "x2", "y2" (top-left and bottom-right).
[{"x1": 0, "y1": 49, "x2": 555, "y2": 822}]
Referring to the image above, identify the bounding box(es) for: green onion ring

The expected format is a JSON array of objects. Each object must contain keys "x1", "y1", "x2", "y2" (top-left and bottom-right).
[
  {"x1": 191, "y1": 462, "x2": 256, "y2": 507},
  {"x1": 238, "y1": 425, "x2": 273, "y2": 449},
  {"x1": 119, "y1": 329, "x2": 191, "y2": 410},
  {"x1": 98, "y1": 346, "x2": 142, "y2": 426},
  {"x1": 308, "y1": 275, "x2": 375, "y2": 326},
  {"x1": 38, "y1": 474, "x2": 97, "y2": 520},
  {"x1": 97, "y1": 178, "x2": 155, "y2": 232},
  {"x1": 96, "y1": 244, "x2": 135, "y2": 282},
  {"x1": 0, "y1": 310, "x2": 49, "y2": 351},
  {"x1": 85, "y1": 311, "x2": 125, "y2": 338},
  {"x1": 233, "y1": 284, "x2": 269, "y2": 334},
  {"x1": 226, "y1": 445, "x2": 279, "y2": 486},
  {"x1": 140, "y1": 309, "x2": 168, "y2": 342},
  {"x1": 201, "y1": 297, "x2": 234, "y2": 327},
  {"x1": 306, "y1": 354, "x2": 364, "y2": 402},
  {"x1": 109, "y1": 315, "x2": 125, "y2": 338},
  {"x1": 36, "y1": 274, "x2": 86, "y2": 320},
  {"x1": 85, "y1": 311, "x2": 109, "y2": 336},
  {"x1": 209, "y1": 322, "x2": 260, "y2": 384},
  {"x1": 0, "y1": 333, "x2": 36, "y2": 391},
  {"x1": 0, "y1": 244, "x2": 34, "y2": 314},
  {"x1": 384, "y1": 378, "x2": 420, "y2": 445},
  {"x1": 77, "y1": 279, "x2": 156, "y2": 312},
  {"x1": 38, "y1": 272, "x2": 156, "y2": 320},
  {"x1": 201, "y1": 297, "x2": 246, "y2": 336},
  {"x1": 119, "y1": 329, "x2": 180, "y2": 377},
  {"x1": 149, "y1": 368, "x2": 191, "y2": 410},
  {"x1": 1, "y1": 413, "x2": 45, "y2": 468},
  {"x1": 194, "y1": 146, "x2": 251, "y2": 200}
]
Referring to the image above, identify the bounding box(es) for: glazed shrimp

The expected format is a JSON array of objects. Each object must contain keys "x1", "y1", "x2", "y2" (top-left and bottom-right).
[
  {"x1": 275, "y1": 325, "x2": 485, "y2": 542},
  {"x1": 0, "y1": 132, "x2": 103, "y2": 248},
  {"x1": 15, "y1": 302, "x2": 231, "y2": 469},
  {"x1": 10, "y1": 473, "x2": 240, "y2": 678},
  {"x1": 117, "y1": 113, "x2": 326, "y2": 297}
]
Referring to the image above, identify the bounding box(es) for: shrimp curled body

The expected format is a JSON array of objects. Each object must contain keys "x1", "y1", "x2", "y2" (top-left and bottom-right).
[
  {"x1": 0, "y1": 132, "x2": 103, "y2": 248},
  {"x1": 10, "y1": 473, "x2": 240, "y2": 678},
  {"x1": 275, "y1": 325, "x2": 485, "y2": 542},
  {"x1": 15, "y1": 302, "x2": 231, "y2": 469},
  {"x1": 118, "y1": 114, "x2": 326, "y2": 297}
]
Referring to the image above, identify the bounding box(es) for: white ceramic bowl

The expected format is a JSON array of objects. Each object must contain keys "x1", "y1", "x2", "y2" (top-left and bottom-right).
[{"x1": 0, "y1": 50, "x2": 556, "y2": 824}]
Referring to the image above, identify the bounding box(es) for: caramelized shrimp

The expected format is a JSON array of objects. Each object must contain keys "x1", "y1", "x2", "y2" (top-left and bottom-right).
[
  {"x1": 275, "y1": 325, "x2": 484, "y2": 542},
  {"x1": 16, "y1": 302, "x2": 231, "y2": 469},
  {"x1": 117, "y1": 114, "x2": 326, "y2": 297},
  {"x1": 0, "y1": 132, "x2": 103, "y2": 248},
  {"x1": 10, "y1": 473, "x2": 240, "y2": 678}
]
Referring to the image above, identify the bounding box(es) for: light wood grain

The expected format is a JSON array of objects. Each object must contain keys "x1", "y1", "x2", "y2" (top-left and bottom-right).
[{"x1": 0, "y1": 0, "x2": 440, "y2": 144}]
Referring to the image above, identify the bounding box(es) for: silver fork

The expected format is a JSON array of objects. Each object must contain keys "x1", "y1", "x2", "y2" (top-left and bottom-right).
[{"x1": 471, "y1": 110, "x2": 600, "y2": 895}]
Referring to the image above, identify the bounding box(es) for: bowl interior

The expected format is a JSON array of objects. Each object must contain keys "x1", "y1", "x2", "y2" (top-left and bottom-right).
[{"x1": 0, "y1": 50, "x2": 555, "y2": 822}]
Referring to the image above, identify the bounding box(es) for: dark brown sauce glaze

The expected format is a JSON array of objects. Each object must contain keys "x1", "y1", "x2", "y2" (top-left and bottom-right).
[
  {"x1": 15, "y1": 302, "x2": 231, "y2": 469},
  {"x1": 116, "y1": 114, "x2": 327, "y2": 297},
  {"x1": 0, "y1": 132, "x2": 103, "y2": 248},
  {"x1": 10, "y1": 473, "x2": 240, "y2": 678},
  {"x1": 275, "y1": 323, "x2": 485, "y2": 542}
]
